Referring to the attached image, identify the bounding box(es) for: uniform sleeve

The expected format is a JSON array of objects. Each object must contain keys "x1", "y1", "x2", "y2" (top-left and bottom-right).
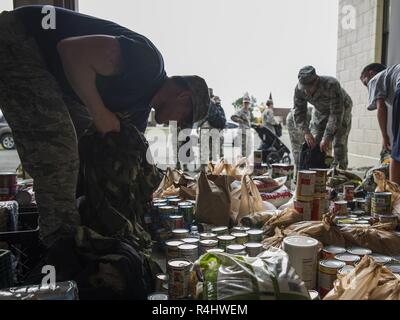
[
  {"x1": 324, "y1": 82, "x2": 344, "y2": 140},
  {"x1": 294, "y1": 87, "x2": 311, "y2": 135}
]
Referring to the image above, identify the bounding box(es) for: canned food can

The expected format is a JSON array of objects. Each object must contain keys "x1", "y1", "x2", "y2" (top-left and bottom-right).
[
  {"x1": 283, "y1": 236, "x2": 319, "y2": 290},
  {"x1": 372, "y1": 192, "x2": 392, "y2": 216},
  {"x1": 321, "y1": 246, "x2": 346, "y2": 260},
  {"x1": 355, "y1": 199, "x2": 367, "y2": 212},
  {"x1": 0, "y1": 173, "x2": 17, "y2": 201},
  {"x1": 197, "y1": 223, "x2": 215, "y2": 233},
  {"x1": 346, "y1": 247, "x2": 372, "y2": 258},
  {"x1": 153, "y1": 199, "x2": 168, "y2": 206},
  {"x1": 167, "y1": 259, "x2": 192, "y2": 300},
  {"x1": 199, "y1": 232, "x2": 218, "y2": 241},
  {"x1": 337, "y1": 265, "x2": 355, "y2": 280},
  {"x1": 365, "y1": 192, "x2": 373, "y2": 215},
  {"x1": 333, "y1": 201, "x2": 348, "y2": 216},
  {"x1": 217, "y1": 235, "x2": 236, "y2": 250},
  {"x1": 199, "y1": 240, "x2": 218, "y2": 255},
  {"x1": 343, "y1": 185, "x2": 355, "y2": 202},
  {"x1": 296, "y1": 171, "x2": 316, "y2": 201},
  {"x1": 246, "y1": 229, "x2": 264, "y2": 243},
  {"x1": 156, "y1": 228, "x2": 172, "y2": 246},
  {"x1": 165, "y1": 240, "x2": 183, "y2": 266},
  {"x1": 155, "y1": 274, "x2": 169, "y2": 292},
  {"x1": 370, "y1": 253, "x2": 392, "y2": 265},
  {"x1": 172, "y1": 229, "x2": 190, "y2": 240},
  {"x1": 178, "y1": 201, "x2": 191, "y2": 208},
  {"x1": 231, "y1": 232, "x2": 249, "y2": 245},
  {"x1": 254, "y1": 150, "x2": 263, "y2": 164},
  {"x1": 179, "y1": 205, "x2": 194, "y2": 226},
  {"x1": 312, "y1": 198, "x2": 326, "y2": 221},
  {"x1": 226, "y1": 244, "x2": 246, "y2": 255},
  {"x1": 245, "y1": 243, "x2": 264, "y2": 257},
  {"x1": 182, "y1": 238, "x2": 200, "y2": 245},
  {"x1": 211, "y1": 226, "x2": 229, "y2": 236},
  {"x1": 231, "y1": 226, "x2": 251, "y2": 233},
  {"x1": 178, "y1": 244, "x2": 199, "y2": 262},
  {"x1": 148, "y1": 293, "x2": 169, "y2": 300},
  {"x1": 310, "y1": 169, "x2": 329, "y2": 197},
  {"x1": 334, "y1": 253, "x2": 361, "y2": 266},
  {"x1": 159, "y1": 206, "x2": 176, "y2": 228},
  {"x1": 318, "y1": 260, "x2": 346, "y2": 297},
  {"x1": 166, "y1": 197, "x2": 181, "y2": 206},
  {"x1": 168, "y1": 215, "x2": 184, "y2": 230},
  {"x1": 294, "y1": 199, "x2": 313, "y2": 221},
  {"x1": 308, "y1": 290, "x2": 321, "y2": 301}
]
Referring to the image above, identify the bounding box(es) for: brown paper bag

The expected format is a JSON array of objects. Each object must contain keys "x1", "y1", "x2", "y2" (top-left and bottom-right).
[
  {"x1": 341, "y1": 224, "x2": 400, "y2": 256},
  {"x1": 324, "y1": 256, "x2": 400, "y2": 300},
  {"x1": 284, "y1": 214, "x2": 346, "y2": 247},
  {"x1": 262, "y1": 208, "x2": 303, "y2": 236},
  {"x1": 195, "y1": 171, "x2": 232, "y2": 226}
]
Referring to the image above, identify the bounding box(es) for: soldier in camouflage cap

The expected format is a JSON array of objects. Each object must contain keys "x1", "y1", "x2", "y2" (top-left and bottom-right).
[{"x1": 294, "y1": 66, "x2": 353, "y2": 169}]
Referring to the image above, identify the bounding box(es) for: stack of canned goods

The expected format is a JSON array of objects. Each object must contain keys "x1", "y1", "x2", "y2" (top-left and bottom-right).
[
  {"x1": 150, "y1": 196, "x2": 195, "y2": 248},
  {"x1": 294, "y1": 171, "x2": 317, "y2": 221}
]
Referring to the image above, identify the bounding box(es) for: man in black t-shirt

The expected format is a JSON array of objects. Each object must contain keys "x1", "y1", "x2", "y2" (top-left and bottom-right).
[{"x1": 0, "y1": 6, "x2": 210, "y2": 247}]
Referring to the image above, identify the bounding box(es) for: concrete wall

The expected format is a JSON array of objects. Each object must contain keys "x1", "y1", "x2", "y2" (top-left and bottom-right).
[{"x1": 336, "y1": 0, "x2": 384, "y2": 168}]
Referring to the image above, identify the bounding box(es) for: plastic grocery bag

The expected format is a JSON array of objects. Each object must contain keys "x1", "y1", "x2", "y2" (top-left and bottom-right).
[
  {"x1": 194, "y1": 248, "x2": 310, "y2": 300},
  {"x1": 231, "y1": 175, "x2": 274, "y2": 224}
]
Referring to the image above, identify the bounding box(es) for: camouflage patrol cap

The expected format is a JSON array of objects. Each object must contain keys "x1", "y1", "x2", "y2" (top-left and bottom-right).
[
  {"x1": 181, "y1": 75, "x2": 211, "y2": 127},
  {"x1": 298, "y1": 66, "x2": 319, "y2": 90}
]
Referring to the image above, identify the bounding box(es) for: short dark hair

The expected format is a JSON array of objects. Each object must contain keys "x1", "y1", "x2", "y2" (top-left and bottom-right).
[
  {"x1": 360, "y1": 63, "x2": 387, "y2": 79},
  {"x1": 266, "y1": 101, "x2": 273, "y2": 107},
  {"x1": 170, "y1": 76, "x2": 190, "y2": 91}
]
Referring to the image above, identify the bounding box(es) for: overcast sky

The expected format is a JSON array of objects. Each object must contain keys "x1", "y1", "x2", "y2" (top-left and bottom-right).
[{"x1": 2, "y1": 0, "x2": 339, "y2": 117}]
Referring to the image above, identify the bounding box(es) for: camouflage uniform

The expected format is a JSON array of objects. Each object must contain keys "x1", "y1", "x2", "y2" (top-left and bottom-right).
[
  {"x1": 287, "y1": 107, "x2": 313, "y2": 168},
  {"x1": 0, "y1": 11, "x2": 84, "y2": 246},
  {"x1": 294, "y1": 76, "x2": 353, "y2": 169},
  {"x1": 231, "y1": 107, "x2": 252, "y2": 157}
]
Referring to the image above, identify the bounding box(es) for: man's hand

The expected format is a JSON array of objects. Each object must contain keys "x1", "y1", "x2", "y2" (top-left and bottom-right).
[
  {"x1": 383, "y1": 134, "x2": 392, "y2": 152},
  {"x1": 320, "y1": 138, "x2": 332, "y2": 153},
  {"x1": 305, "y1": 133, "x2": 317, "y2": 149},
  {"x1": 94, "y1": 110, "x2": 121, "y2": 135}
]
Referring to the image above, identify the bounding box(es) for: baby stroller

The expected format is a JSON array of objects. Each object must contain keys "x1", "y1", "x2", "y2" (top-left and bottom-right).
[{"x1": 252, "y1": 125, "x2": 291, "y2": 167}]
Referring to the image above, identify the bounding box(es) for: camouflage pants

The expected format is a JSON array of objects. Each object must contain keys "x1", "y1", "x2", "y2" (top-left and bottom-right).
[
  {"x1": 287, "y1": 123, "x2": 304, "y2": 169},
  {"x1": 311, "y1": 107, "x2": 352, "y2": 170},
  {"x1": 0, "y1": 12, "x2": 91, "y2": 246}
]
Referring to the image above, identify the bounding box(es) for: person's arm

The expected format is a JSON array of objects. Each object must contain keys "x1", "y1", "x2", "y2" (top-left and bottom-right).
[
  {"x1": 57, "y1": 35, "x2": 122, "y2": 134},
  {"x1": 376, "y1": 98, "x2": 391, "y2": 151},
  {"x1": 294, "y1": 87, "x2": 315, "y2": 148}
]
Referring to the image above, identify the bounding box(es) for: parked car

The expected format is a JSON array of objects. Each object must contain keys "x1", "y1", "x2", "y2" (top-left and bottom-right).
[{"x1": 0, "y1": 112, "x2": 15, "y2": 150}]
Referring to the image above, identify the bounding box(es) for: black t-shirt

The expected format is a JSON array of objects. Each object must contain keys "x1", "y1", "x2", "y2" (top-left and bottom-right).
[{"x1": 14, "y1": 5, "x2": 167, "y2": 132}]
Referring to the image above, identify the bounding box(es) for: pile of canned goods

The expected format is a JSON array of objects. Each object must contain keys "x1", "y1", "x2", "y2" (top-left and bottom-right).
[
  {"x1": 147, "y1": 196, "x2": 196, "y2": 248},
  {"x1": 329, "y1": 186, "x2": 398, "y2": 230},
  {"x1": 294, "y1": 170, "x2": 329, "y2": 222},
  {"x1": 151, "y1": 225, "x2": 268, "y2": 300}
]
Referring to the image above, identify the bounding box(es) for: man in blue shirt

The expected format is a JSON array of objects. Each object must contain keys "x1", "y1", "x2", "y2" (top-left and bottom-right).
[{"x1": 0, "y1": 6, "x2": 210, "y2": 246}]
